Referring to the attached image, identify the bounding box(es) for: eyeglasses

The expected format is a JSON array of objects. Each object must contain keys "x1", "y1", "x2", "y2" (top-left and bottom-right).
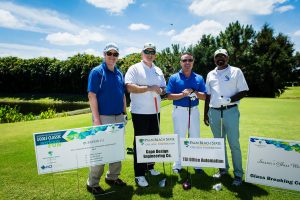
[
  {"x1": 143, "y1": 49, "x2": 156, "y2": 55},
  {"x1": 106, "y1": 51, "x2": 119, "y2": 57},
  {"x1": 181, "y1": 59, "x2": 194, "y2": 63}
]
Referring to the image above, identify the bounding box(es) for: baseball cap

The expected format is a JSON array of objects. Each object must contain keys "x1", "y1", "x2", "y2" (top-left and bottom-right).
[
  {"x1": 214, "y1": 48, "x2": 228, "y2": 58},
  {"x1": 103, "y1": 42, "x2": 119, "y2": 53},
  {"x1": 143, "y1": 42, "x2": 156, "y2": 51}
]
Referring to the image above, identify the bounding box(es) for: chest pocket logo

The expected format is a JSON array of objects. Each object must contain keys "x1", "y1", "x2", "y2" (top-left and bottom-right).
[{"x1": 224, "y1": 75, "x2": 230, "y2": 81}]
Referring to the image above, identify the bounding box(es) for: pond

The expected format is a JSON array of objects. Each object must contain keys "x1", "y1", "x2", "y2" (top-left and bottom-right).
[{"x1": 0, "y1": 102, "x2": 90, "y2": 115}]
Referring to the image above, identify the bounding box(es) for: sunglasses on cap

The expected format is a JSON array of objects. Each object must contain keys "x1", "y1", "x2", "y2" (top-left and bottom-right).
[
  {"x1": 143, "y1": 49, "x2": 156, "y2": 55},
  {"x1": 181, "y1": 59, "x2": 194, "y2": 63},
  {"x1": 106, "y1": 51, "x2": 119, "y2": 57}
]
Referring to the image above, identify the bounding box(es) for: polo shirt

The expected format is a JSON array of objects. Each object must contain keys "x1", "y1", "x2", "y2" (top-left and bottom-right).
[
  {"x1": 125, "y1": 61, "x2": 166, "y2": 114},
  {"x1": 206, "y1": 65, "x2": 249, "y2": 108},
  {"x1": 166, "y1": 70, "x2": 206, "y2": 107},
  {"x1": 87, "y1": 62, "x2": 124, "y2": 115}
]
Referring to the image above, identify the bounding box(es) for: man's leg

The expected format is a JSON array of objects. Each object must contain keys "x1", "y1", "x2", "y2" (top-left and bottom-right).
[
  {"x1": 87, "y1": 165, "x2": 105, "y2": 187},
  {"x1": 223, "y1": 107, "x2": 243, "y2": 178},
  {"x1": 172, "y1": 107, "x2": 188, "y2": 170},
  {"x1": 208, "y1": 108, "x2": 229, "y2": 171}
]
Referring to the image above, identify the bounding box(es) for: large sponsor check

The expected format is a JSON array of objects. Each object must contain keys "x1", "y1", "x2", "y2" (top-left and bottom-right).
[
  {"x1": 246, "y1": 136, "x2": 300, "y2": 191},
  {"x1": 136, "y1": 134, "x2": 179, "y2": 163},
  {"x1": 180, "y1": 138, "x2": 225, "y2": 168},
  {"x1": 33, "y1": 123, "x2": 125, "y2": 175}
]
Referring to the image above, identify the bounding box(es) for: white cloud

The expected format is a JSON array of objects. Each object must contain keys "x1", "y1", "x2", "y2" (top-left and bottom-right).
[
  {"x1": 158, "y1": 29, "x2": 176, "y2": 36},
  {"x1": 0, "y1": 43, "x2": 77, "y2": 60},
  {"x1": 294, "y1": 30, "x2": 300, "y2": 37},
  {"x1": 122, "y1": 47, "x2": 141, "y2": 55},
  {"x1": 189, "y1": 0, "x2": 287, "y2": 16},
  {"x1": 172, "y1": 20, "x2": 223, "y2": 46},
  {"x1": 46, "y1": 29, "x2": 105, "y2": 46},
  {"x1": 0, "y1": 9, "x2": 27, "y2": 29},
  {"x1": 0, "y1": 2, "x2": 78, "y2": 33},
  {"x1": 86, "y1": 0, "x2": 134, "y2": 14},
  {"x1": 275, "y1": 5, "x2": 294, "y2": 13},
  {"x1": 128, "y1": 23, "x2": 150, "y2": 31}
]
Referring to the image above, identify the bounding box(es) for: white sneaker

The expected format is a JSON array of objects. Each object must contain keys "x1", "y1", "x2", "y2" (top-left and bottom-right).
[
  {"x1": 149, "y1": 169, "x2": 160, "y2": 176},
  {"x1": 135, "y1": 176, "x2": 148, "y2": 187},
  {"x1": 173, "y1": 168, "x2": 181, "y2": 174}
]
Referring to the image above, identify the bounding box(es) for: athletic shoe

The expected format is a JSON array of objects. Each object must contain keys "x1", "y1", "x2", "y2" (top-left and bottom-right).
[
  {"x1": 213, "y1": 169, "x2": 228, "y2": 179},
  {"x1": 105, "y1": 178, "x2": 126, "y2": 186},
  {"x1": 173, "y1": 168, "x2": 181, "y2": 174},
  {"x1": 232, "y1": 176, "x2": 242, "y2": 186},
  {"x1": 149, "y1": 169, "x2": 160, "y2": 176},
  {"x1": 194, "y1": 168, "x2": 204, "y2": 174},
  {"x1": 86, "y1": 185, "x2": 104, "y2": 195},
  {"x1": 135, "y1": 176, "x2": 149, "y2": 187}
]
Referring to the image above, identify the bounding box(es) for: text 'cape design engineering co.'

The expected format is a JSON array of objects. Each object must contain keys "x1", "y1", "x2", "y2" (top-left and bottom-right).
[{"x1": 33, "y1": 123, "x2": 125, "y2": 175}]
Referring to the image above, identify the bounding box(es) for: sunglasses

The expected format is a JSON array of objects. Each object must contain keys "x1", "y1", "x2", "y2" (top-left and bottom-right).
[
  {"x1": 181, "y1": 59, "x2": 194, "y2": 63},
  {"x1": 106, "y1": 51, "x2": 119, "y2": 57},
  {"x1": 143, "y1": 49, "x2": 156, "y2": 55}
]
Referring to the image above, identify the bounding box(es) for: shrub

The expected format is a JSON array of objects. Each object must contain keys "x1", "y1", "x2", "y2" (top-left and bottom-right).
[
  {"x1": 39, "y1": 108, "x2": 56, "y2": 119},
  {"x1": 0, "y1": 106, "x2": 23, "y2": 123}
]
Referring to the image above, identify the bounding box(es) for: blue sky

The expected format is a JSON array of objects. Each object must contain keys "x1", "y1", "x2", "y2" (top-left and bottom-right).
[{"x1": 0, "y1": 0, "x2": 300, "y2": 60}]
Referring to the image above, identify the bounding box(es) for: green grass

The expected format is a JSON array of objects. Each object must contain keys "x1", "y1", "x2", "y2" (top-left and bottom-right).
[{"x1": 1, "y1": 88, "x2": 300, "y2": 200}]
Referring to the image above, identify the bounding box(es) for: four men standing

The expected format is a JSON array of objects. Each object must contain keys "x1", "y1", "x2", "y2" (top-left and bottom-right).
[{"x1": 87, "y1": 43, "x2": 248, "y2": 194}]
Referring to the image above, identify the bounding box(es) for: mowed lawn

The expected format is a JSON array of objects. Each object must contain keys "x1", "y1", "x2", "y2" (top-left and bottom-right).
[{"x1": 0, "y1": 87, "x2": 300, "y2": 200}]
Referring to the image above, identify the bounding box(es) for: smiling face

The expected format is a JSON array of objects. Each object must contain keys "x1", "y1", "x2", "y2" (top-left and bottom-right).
[
  {"x1": 214, "y1": 53, "x2": 229, "y2": 69},
  {"x1": 104, "y1": 50, "x2": 119, "y2": 68},
  {"x1": 180, "y1": 53, "x2": 194, "y2": 73},
  {"x1": 142, "y1": 48, "x2": 156, "y2": 64}
]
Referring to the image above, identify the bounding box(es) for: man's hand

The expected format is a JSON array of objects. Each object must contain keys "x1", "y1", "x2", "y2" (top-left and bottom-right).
[
  {"x1": 189, "y1": 92, "x2": 197, "y2": 101},
  {"x1": 148, "y1": 85, "x2": 162, "y2": 95},
  {"x1": 123, "y1": 114, "x2": 128, "y2": 125},
  {"x1": 218, "y1": 96, "x2": 231, "y2": 106},
  {"x1": 204, "y1": 114, "x2": 210, "y2": 126}
]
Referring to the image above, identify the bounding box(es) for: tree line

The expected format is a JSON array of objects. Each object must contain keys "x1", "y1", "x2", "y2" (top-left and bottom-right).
[{"x1": 0, "y1": 21, "x2": 299, "y2": 97}]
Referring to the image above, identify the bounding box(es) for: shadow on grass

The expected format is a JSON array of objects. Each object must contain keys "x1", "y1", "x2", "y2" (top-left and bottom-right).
[
  {"x1": 93, "y1": 185, "x2": 135, "y2": 200},
  {"x1": 134, "y1": 172, "x2": 180, "y2": 199},
  {"x1": 217, "y1": 174, "x2": 269, "y2": 200}
]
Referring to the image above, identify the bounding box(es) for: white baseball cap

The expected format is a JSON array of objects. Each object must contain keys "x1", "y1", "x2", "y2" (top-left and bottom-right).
[
  {"x1": 214, "y1": 48, "x2": 228, "y2": 58},
  {"x1": 143, "y1": 42, "x2": 156, "y2": 51},
  {"x1": 103, "y1": 42, "x2": 119, "y2": 53}
]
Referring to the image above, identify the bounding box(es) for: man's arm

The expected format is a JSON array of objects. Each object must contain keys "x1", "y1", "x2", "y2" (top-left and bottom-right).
[
  {"x1": 204, "y1": 94, "x2": 210, "y2": 126},
  {"x1": 167, "y1": 89, "x2": 192, "y2": 100},
  {"x1": 88, "y1": 92, "x2": 101, "y2": 125},
  {"x1": 230, "y1": 90, "x2": 247, "y2": 103},
  {"x1": 123, "y1": 95, "x2": 127, "y2": 114},
  {"x1": 126, "y1": 83, "x2": 162, "y2": 94}
]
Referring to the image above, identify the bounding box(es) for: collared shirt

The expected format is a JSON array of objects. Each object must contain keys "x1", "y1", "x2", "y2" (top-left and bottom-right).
[
  {"x1": 125, "y1": 61, "x2": 166, "y2": 114},
  {"x1": 166, "y1": 70, "x2": 206, "y2": 107},
  {"x1": 87, "y1": 62, "x2": 124, "y2": 115},
  {"x1": 206, "y1": 65, "x2": 249, "y2": 108}
]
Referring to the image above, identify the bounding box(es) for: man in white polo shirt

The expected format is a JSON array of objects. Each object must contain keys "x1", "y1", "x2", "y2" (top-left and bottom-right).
[
  {"x1": 125, "y1": 42, "x2": 166, "y2": 187},
  {"x1": 204, "y1": 48, "x2": 249, "y2": 187}
]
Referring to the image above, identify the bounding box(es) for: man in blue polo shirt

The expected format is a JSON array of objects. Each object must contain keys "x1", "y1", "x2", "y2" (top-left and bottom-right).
[
  {"x1": 86, "y1": 42, "x2": 127, "y2": 195},
  {"x1": 166, "y1": 52, "x2": 206, "y2": 173}
]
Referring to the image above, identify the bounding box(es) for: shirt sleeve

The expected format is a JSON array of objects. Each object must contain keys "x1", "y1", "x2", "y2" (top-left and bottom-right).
[
  {"x1": 236, "y1": 69, "x2": 249, "y2": 92},
  {"x1": 166, "y1": 75, "x2": 175, "y2": 94},
  {"x1": 198, "y1": 76, "x2": 207, "y2": 93},
  {"x1": 205, "y1": 73, "x2": 211, "y2": 95},
  {"x1": 125, "y1": 65, "x2": 137, "y2": 84},
  {"x1": 87, "y1": 69, "x2": 101, "y2": 94}
]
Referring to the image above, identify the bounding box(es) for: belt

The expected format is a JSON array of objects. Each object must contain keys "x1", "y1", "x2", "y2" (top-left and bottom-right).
[
  {"x1": 174, "y1": 105, "x2": 198, "y2": 111},
  {"x1": 211, "y1": 104, "x2": 237, "y2": 110}
]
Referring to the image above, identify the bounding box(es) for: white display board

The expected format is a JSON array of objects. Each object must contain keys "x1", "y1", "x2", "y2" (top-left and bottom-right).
[
  {"x1": 180, "y1": 138, "x2": 225, "y2": 168},
  {"x1": 33, "y1": 123, "x2": 125, "y2": 175},
  {"x1": 136, "y1": 134, "x2": 179, "y2": 163},
  {"x1": 246, "y1": 136, "x2": 300, "y2": 191}
]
